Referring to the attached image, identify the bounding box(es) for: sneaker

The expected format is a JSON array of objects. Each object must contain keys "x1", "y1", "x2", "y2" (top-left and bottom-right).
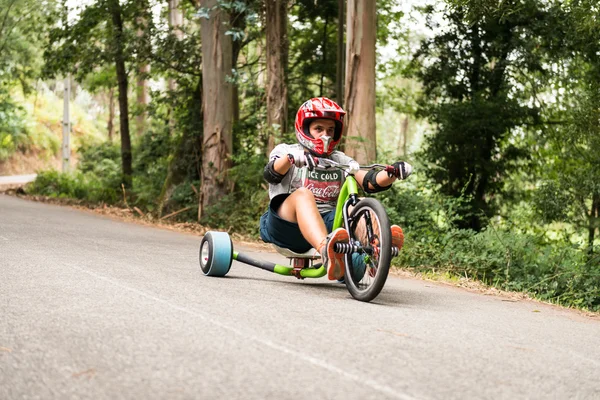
[
  {"x1": 391, "y1": 225, "x2": 404, "y2": 250},
  {"x1": 320, "y1": 228, "x2": 349, "y2": 280}
]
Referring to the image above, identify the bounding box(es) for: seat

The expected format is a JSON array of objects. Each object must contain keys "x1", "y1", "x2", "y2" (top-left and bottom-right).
[{"x1": 272, "y1": 244, "x2": 321, "y2": 259}]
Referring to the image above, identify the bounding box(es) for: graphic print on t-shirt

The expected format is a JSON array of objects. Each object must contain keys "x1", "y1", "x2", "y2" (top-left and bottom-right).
[{"x1": 298, "y1": 168, "x2": 343, "y2": 207}]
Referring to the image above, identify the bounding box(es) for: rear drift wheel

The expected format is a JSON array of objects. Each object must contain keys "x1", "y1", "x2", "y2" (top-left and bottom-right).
[{"x1": 199, "y1": 231, "x2": 233, "y2": 277}]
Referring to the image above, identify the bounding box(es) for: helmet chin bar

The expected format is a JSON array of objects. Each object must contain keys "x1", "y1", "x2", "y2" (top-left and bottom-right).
[{"x1": 320, "y1": 135, "x2": 332, "y2": 152}]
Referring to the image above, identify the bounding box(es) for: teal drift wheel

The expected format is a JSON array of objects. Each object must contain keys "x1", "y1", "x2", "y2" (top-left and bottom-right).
[{"x1": 199, "y1": 231, "x2": 233, "y2": 276}]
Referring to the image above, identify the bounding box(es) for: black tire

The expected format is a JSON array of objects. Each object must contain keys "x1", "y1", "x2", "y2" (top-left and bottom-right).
[{"x1": 344, "y1": 198, "x2": 392, "y2": 302}]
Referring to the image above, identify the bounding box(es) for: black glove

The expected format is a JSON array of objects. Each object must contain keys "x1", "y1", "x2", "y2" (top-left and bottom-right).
[
  {"x1": 387, "y1": 161, "x2": 413, "y2": 180},
  {"x1": 287, "y1": 150, "x2": 316, "y2": 171}
]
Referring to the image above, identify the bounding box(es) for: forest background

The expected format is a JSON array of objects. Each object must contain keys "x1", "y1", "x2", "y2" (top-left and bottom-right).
[{"x1": 1, "y1": 0, "x2": 598, "y2": 311}]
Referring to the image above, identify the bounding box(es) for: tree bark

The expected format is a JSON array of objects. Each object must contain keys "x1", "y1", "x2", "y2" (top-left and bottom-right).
[
  {"x1": 589, "y1": 192, "x2": 600, "y2": 254},
  {"x1": 398, "y1": 114, "x2": 409, "y2": 157},
  {"x1": 199, "y1": 0, "x2": 233, "y2": 217},
  {"x1": 265, "y1": 0, "x2": 288, "y2": 156},
  {"x1": 107, "y1": 88, "x2": 114, "y2": 142},
  {"x1": 136, "y1": 63, "x2": 150, "y2": 137},
  {"x1": 167, "y1": 0, "x2": 183, "y2": 135},
  {"x1": 108, "y1": 0, "x2": 132, "y2": 187},
  {"x1": 343, "y1": 0, "x2": 376, "y2": 164},
  {"x1": 319, "y1": 15, "x2": 329, "y2": 97},
  {"x1": 230, "y1": 4, "x2": 247, "y2": 128},
  {"x1": 336, "y1": 0, "x2": 345, "y2": 106}
]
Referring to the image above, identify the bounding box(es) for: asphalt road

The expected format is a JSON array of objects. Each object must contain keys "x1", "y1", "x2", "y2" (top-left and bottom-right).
[
  {"x1": 1, "y1": 194, "x2": 599, "y2": 400},
  {"x1": 0, "y1": 175, "x2": 37, "y2": 191}
]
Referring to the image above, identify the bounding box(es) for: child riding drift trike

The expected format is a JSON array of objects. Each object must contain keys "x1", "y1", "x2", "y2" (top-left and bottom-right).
[{"x1": 199, "y1": 97, "x2": 412, "y2": 302}]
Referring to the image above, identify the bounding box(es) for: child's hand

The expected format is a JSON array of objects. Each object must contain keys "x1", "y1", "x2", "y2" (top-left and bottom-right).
[
  {"x1": 288, "y1": 149, "x2": 316, "y2": 170},
  {"x1": 387, "y1": 161, "x2": 412, "y2": 180}
]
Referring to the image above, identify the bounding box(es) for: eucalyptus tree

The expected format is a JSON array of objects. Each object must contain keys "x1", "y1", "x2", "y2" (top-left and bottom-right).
[
  {"x1": 44, "y1": 0, "x2": 156, "y2": 187},
  {"x1": 135, "y1": 0, "x2": 152, "y2": 137},
  {"x1": 198, "y1": 0, "x2": 234, "y2": 214},
  {"x1": 265, "y1": 0, "x2": 289, "y2": 155},
  {"x1": 343, "y1": 0, "x2": 377, "y2": 164}
]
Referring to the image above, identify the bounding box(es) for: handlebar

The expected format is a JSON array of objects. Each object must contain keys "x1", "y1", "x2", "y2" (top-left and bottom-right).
[{"x1": 314, "y1": 157, "x2": 395, "y2": 175}]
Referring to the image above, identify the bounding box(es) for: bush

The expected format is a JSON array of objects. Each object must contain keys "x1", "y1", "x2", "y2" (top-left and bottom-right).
[
  {"x1": 395, "y1": 222, "x2": 600, "y2": 311},
  {"x1": 200, "y1": 152, "x2": 269, "y2": 236},
  {"x1": 28, "y1": 169, "x2": 119, "y2": 204}
]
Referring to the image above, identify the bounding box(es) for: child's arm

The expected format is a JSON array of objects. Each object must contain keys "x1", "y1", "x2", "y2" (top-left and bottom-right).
[
  {"x1": 263, "y1": 149, "x2": 315, "y2": 184},
  {"x1": 356, "y1": 161, "x2": 412, "y2": 193}
]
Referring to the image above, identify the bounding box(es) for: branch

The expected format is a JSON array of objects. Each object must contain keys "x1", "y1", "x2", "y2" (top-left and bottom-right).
[
  {"x1": 153, "y1": 54, "x2": 202, "y2": 77},
  {"x1": 0, "y1": 0, "x2": 17, "y2": 40}
]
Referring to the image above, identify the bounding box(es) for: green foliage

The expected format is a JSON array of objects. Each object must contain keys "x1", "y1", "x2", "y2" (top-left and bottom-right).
[
  {"x1": 0, "y1": 0, "x2": 58, "y2": 159},
  {"x1": 200, "y1": 150, "x2": 268, "y2": 236},
  {"x1": 397, "y1": 225, "x2": 599, "y2": 310},
  {"x1": 0, "y1": 94, "x2": 27, "y2": 160},
  {"x1": 131, "y1": 127, "x2": 171, "y2": 211},
  {"x1": 28, "y1": 169, "x2": 120, "y2": 203},
  {"x1": 412, "y1": 1, "x2": 547, "y2": 231},
  {"x1": 78, "y1": 141, "x2": 121, "y2": 174}
]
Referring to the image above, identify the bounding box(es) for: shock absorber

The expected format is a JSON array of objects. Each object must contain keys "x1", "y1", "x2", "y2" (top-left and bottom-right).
[
  {"x1": 334, "y1": 242, "x2": 361, "y2": 254},
  {"x1": 336, "y1": 242, "x2": 400, "y2": 257}
]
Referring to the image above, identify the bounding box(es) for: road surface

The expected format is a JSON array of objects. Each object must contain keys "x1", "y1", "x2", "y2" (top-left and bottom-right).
[{"x1": 1, "y1": 194, "x2": 599, "y2": 399}]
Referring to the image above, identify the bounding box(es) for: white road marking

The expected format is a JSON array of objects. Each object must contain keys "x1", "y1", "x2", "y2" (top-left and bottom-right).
[{"x1": 71, "y1": 264, "x2": 419, "y2": 400}]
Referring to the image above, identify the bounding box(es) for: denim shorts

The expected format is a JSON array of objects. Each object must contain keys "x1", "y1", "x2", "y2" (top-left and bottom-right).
[{"x1": 259, "y1": 193, "x2": 335, "y2": 253}]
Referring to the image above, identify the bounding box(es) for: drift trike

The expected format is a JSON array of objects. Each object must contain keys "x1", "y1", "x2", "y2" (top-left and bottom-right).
[{"x1": 199, "y1": 158, "x2": 404, "y2": 302}]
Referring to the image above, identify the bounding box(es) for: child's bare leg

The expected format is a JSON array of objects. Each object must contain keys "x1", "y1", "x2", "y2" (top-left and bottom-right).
[{"x1": 277, "y1": 188, "x2": 328, "y2": 250}]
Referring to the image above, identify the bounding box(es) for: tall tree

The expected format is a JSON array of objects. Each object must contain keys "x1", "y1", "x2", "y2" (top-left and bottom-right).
[
  {"x1": 108, "y1": 0, "x2": 133, "y2": 186},
  {"x1": 335, "y1": 0, "x2": 344, "y2": 106},
  {"x1": 168, "y1": 0, "x2": 183, "y2": 93},
  {"x1": 199, "y1": 0, "x2": 233, "y2": 216},
  {"x1": 533, "y1": 0, "x2": 600, "y2": 253},
  {"x1": 343, "y1": 0, "x2": 376, "y2": 164},
  {"x1": 265, "y1": 0, "x2": 288, "y2": 155},
  {"x1": 413, "y1": 1, "x2": 546, "y2": 230},
  {"x1": 44, "y1": 0, "x2": 146, "y2": 187},
  {"x1": 135, "y1": 0, "x2": 151, "y2": 137}
]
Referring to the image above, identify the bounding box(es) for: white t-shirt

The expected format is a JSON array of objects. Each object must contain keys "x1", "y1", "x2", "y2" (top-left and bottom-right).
[{"x1": 268, "y1": 143, "x2": 356, "y2": 213}]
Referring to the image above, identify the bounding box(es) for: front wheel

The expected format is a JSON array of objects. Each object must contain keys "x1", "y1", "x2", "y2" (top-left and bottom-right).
[{"x1": 344, "y1": 198, "x2": 392, "y2": 302}]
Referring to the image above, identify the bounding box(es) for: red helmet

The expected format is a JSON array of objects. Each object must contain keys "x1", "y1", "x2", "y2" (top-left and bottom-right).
[{"x1": 294, "y1": 97, "x2": 346, "y2": 156}]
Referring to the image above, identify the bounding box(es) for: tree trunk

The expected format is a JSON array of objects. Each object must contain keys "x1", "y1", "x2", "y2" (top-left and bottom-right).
[
  {"x1": 199, "y1": 0, "x2": 233, "y2": 218},
  {"x1": 136, "y1": 2, "x2": 151, "y2": 138},
  {"x1": 265, "y1": 0, "x2": 288, "y2": 156},
  {"x1": 398, "y1": 114, "x2": 409, "y2": 157},
  {"x1": 589, "y1": 192, "x2": 600, "y2": 254},
  {"x1": 343, "y1": 0, "x2": 376, "y2": 164},
  {"x1": 108, "y1": 0, "x2": 132, "y2": 187},
  {"x1": 167, "y1": 0, "x2": 183, "y2": 135},
  {"x1": 136, "y1": 64, "x2": 150, "y2": 137},
  {"x1": 319, "y1": 16, "x2": 329, "y2": 97},
  {"x1": 169, "y1": 0, "x2": 183, "y2": 38},
  {"x1": 230, "y1": 4, "x2": 246, "y2": 129},
  {"x1": 107, "y1": 88, "x2": 114, "y2": 142},
  {"x1": 336, "y1": 0, "x2": 345, "y2": 106}
]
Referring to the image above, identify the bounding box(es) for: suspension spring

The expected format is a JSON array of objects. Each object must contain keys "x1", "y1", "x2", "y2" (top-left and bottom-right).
[
  {"x1": 335, "y1": 242, "x2": 400, "y2": 257},
  {"x1": 334, "y1": 242, "x2": 361, "y2": 254}
]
